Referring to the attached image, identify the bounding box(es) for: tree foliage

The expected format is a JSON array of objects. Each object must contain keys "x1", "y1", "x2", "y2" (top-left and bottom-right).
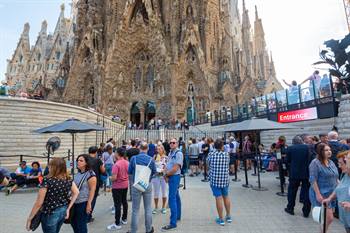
[{"x1": 314, "y1": 33, "x2": 350, "y2": 93}]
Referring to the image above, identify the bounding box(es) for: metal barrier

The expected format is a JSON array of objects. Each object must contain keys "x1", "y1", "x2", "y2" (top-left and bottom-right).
[
  {"x1": 116, "y1": 129, "x2": 225, "y2": 146},
  {"x1": 0, "y1": 149, "x2": 71, "y2": 167}
]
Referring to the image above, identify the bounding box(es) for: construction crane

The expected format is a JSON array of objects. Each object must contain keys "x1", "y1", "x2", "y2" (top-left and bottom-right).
[{"x1": 343, "y1": 0, "x2": 350, "y2": 32}]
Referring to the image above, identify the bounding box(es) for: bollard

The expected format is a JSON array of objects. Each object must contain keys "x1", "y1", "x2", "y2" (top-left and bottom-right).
[{"x1": 252, "y1": 152, "x2": 268, "y2": 191}]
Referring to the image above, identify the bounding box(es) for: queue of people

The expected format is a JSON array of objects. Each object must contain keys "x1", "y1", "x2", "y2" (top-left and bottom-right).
[{"x1": 283, "y1": 131, "x2": 350, "y2": 233}]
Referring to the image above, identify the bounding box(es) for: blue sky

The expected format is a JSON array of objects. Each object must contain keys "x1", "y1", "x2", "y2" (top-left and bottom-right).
[
  {"x1": 0, "y1": 0, "x2": 70, "y2": 81},
  {"x1": 0, "y1": 0, "x2": 349, "y2": 86}
]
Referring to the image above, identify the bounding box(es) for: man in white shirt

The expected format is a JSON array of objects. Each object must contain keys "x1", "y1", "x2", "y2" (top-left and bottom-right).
[{"x1": 197, "y1": 137, "x2": 205, "y2": 173}]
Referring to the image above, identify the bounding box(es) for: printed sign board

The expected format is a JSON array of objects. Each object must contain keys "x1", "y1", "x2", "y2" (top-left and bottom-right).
[{"x1": 278, "y1": 107, "x2": 318, "y2": 123}]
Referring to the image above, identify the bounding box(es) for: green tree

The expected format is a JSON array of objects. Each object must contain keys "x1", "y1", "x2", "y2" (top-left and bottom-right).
[{"x1": 314, "y1": 33, "x2": 350, "y2": 93}]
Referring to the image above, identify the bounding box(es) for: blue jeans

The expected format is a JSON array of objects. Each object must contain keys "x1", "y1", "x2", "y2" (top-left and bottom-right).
[
  {"x1": 41, "y1": 206, "x2": 67, "y2": 233},
  {"x1": 168, "y1": 175, "x2": 181, "y2": 227},
  {"x1": 105, "y1": 164, "x2": 113, "y2": 187},
  {"x1": 130, "y1": 186, "x2": 153, "y2": 233},
  {"x1": 71, "y1": 202, "x2": 88, "y2": 233}
]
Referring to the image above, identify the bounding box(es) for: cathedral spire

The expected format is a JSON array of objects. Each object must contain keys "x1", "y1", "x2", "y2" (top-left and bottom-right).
[{"x1": 255, "y1": 5, "x2": 259, "y2": 20}]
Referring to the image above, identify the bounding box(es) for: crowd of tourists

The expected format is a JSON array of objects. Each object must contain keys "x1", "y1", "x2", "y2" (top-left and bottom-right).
[
  {"x1": 280, "y1": 131, "x2": 350, "y2": 233},
  {"x1": 2, "y1": 130, "x2": 350, "y2": 232}
]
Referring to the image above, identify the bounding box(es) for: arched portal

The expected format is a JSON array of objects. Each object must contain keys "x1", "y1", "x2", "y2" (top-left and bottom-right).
[
  {"x1": 130, "y1": 102, "x2": 141, "y2": 126},
  {"x1": 145, "y1": 101, "x2": 156, "y2": 126}
]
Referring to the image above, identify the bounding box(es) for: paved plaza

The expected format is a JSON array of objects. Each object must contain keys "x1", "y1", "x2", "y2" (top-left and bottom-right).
[{"x1": 0, "y1": 171, "x2": 344, "y2": 233}]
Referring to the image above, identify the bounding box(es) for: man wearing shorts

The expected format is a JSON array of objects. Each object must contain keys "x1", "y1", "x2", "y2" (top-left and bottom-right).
[{"x1": 207, "y1": 139, "x2": 232, "y2": 226}]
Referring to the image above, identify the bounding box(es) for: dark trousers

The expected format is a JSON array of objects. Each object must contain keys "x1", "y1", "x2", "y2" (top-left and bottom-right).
[
  {"x1": 287, "y1": 178, "x2": 311, "y2": 215},
  {"x1": 71, "y1": 202, "x2": 88, "y2": 233},
  {"x1": 87, "y1": 186, "x2": 99, "y2": 222},
  {"x1": 112, "y1": 188, "x2": 128, "y2": 225},
  {"x1": 203, "y1": 154, "x2": 208, "y2": 180}
]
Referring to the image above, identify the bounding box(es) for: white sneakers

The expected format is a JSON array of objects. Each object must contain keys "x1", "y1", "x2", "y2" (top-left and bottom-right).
[
  {"x1": 107, "y1": 220, "x2": 127, "y2": 231},
  {"x1": 107, "y1": 223, "x2": 122, "y2": 230}
]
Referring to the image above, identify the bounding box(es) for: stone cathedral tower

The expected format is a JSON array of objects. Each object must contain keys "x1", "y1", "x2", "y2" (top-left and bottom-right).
[{"x1": 7, "y1": 0, "x2": 282, "y2": 126}]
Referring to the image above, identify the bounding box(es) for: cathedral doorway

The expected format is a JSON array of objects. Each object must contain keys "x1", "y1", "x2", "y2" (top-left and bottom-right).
[
  {"x1": 130, "y1": 102, "x2": 141, "y2": 126},
  {"x1": 145, "y1": 101, "x2": 156, "y2": 127}
]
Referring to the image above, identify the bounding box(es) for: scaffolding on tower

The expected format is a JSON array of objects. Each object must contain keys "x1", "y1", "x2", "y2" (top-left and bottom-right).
[{"x1": 343, "y1": 0, "x2": 350, "y2": 32}]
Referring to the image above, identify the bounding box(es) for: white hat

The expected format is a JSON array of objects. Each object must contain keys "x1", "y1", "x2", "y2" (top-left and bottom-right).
[{"x1": 312, "y1": 206, "x2": 324, "y2": 224}]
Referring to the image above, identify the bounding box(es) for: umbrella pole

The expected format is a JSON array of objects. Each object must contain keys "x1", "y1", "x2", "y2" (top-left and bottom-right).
[
  {"x1": 252, "y1": 131, "x2": 268, "y2": 191},
  {"x1": 71, "y1": 133, "x2": 75, "y2": 179}
]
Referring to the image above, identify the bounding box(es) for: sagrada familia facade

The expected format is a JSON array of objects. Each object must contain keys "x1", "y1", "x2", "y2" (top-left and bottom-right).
[{"x1": 6, "y1": 0, "x2": 282, "y2": 126}]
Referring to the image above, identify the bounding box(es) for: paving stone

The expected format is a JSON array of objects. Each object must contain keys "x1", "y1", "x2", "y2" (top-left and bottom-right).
[{"x1": 0, "y1": 171, "x2": 344, "y2": 233}]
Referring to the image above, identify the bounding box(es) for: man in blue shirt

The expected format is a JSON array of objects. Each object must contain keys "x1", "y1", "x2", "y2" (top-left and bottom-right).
[
  {"x1": 162, "y1": 138, "x2": 183, "y2": 231},
  {"x1": 127, "y1": 142, "x2": 156, "y2": 233},
  {"x1": 6, "y1": 161, "x2": 31, "y2": 195}
]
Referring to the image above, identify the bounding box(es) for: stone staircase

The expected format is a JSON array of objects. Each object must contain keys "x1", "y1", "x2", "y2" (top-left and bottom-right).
[
  {"x1": 0, "y1": 97, "x2": 124, "y2": 168},
  {"x1": 260, "y1": 117, "x2": 337, "y2": 147}
]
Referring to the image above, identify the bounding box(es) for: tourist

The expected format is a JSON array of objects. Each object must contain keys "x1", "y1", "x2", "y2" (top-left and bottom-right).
[
  {"x1": 152, "y1": 144, "x2": 168, "y2": 214},
  {"x1": 207, "y1": 139, "x2": 232, "y2": 226},
  {"x1": 180, "y1": 141, "x2": 188, "y2": 175},
  {"x1": 301, "y1": 70, "x2": 321, "y2": 98},
  {"x1": 87, "y1": 146, "x2": 105, "y2": 223},
  {"x1": 328, "y1": 131, "x2": 350, "y2": 177},
  {"x1": 188, "y1": 138, "x2": 200, "y2": 177},
  {"x1": 319, "y1": 133, "x2": 328, "y2": 144},
  {"x1": 0, "y1": 170, "x2": 9, "y2": 187},
  {"x1": 242, "y1": 135, "x2": 253, "y2": 170},
  {"x1": 0, "y1": 81, "x2": 9, "y2": 96},
  {"x1": 228, "y1": 136, "x2": 239, "y2": 175},
  {"x1": 26, "y1": 161, "x2": 43, "y2": 186},
  {"x1": 97, "y1": 142, "x2": 105, "y2": 159},
  {"x1": 71, "y1": 154, "x2": 97, "y2": 233},
  {"x1": 102, "y1": 144, "x2": 115, "y2": 189},
  {"x1": 201, "y1": 138, "x2": 210, "y2": 182},
  {"x1": 127, "y1": 142, "x2": 156, "y2": 233},
  {"x1": 197, "y1": 137, "x2": 205, "y2": 174},
  {"x1": 6, "y1": 161, "x2": 31, "y2": 195},
  {"x1": 163, "y1": 139, "x2": 171, "y2": 155},
  {"x1": 309, "y1": 143, "x2": 339, "y2": 233},
  {"x1": 323, "y1": 150, "x2": 350, "y2": 233},
  {"x1": 283, "y1": 79, "x2": 299, "y2": 104},
  {"x1": 148, "y1": 141, "x2": 156, "y2": 157},
  {"x1": 26, "y1": 158, "x2": 79, "y2": 233},
  {"x1": 126, "y1": 139, "x2": 140, "y2": 201},
  {"x1": 284, "y1": 136, "x2": 311, "y2": 217},
  {"x1": 126, "y1": 139, "x2": 140, "y2": 161},
  {"x1": 107, "y1": 148, "x2": 129, "y2": 230},
  {"x1": 161, "y1": 138, "x2": 183, "y2": 231}
]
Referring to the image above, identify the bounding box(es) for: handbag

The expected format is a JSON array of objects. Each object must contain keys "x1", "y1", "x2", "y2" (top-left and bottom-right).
[
  {"x1": 30, "y1": 209, "x2": 42, "y2": 231},
  {"x1": 64, "y1": 172, "x2": 89, "y2": 224},
  {"x1": 133, "y1": 158, "x2": 152, "y2": 192}
]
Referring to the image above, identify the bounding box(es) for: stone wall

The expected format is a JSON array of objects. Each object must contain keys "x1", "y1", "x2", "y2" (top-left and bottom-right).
[{"x1": 0, "y1": 97, "x2": 124, "y2": 167}]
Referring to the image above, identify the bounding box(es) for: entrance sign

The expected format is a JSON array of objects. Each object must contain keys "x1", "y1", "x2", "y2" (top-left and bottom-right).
[{"x1": 278, "y1": 107, "x2": 318, "y2": 123}]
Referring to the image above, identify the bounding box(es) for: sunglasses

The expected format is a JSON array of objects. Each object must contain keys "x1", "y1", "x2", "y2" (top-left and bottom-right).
[{"x1": 170, "y1": 142, "x2": 177, "y2": 144}]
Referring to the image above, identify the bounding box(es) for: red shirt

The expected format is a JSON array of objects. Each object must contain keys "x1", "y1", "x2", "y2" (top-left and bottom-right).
[{"x1": 112, "y1": 159, "x2": 129, "y2": 189}]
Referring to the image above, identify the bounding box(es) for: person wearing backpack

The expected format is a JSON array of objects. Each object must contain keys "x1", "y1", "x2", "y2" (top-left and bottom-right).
[{"x1": 127, "y1": 142, "x2": 156, "y2": 233}]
